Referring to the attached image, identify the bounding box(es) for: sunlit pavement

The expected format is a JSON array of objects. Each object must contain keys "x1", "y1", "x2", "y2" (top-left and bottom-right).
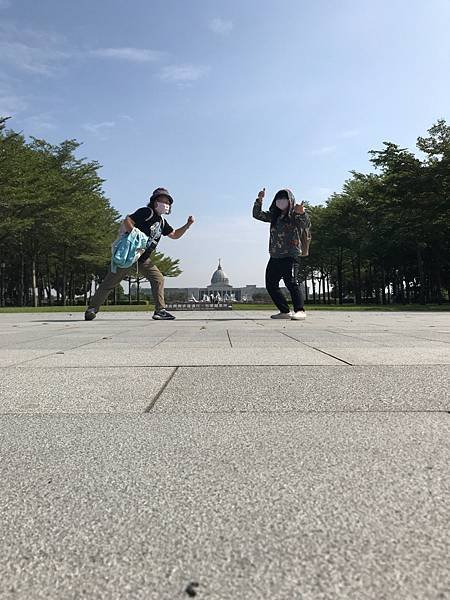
[{"x1": 1, "y1": 310, "x2": 449, "y2": 599}]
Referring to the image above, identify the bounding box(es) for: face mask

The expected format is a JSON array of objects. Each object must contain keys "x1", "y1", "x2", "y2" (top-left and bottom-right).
[
  {"x1": 155, "y1": 201, "x2": 170, "y2": 215},
  {"x1": 275, "y1": 198, "x2": 289, "y2": 211}
]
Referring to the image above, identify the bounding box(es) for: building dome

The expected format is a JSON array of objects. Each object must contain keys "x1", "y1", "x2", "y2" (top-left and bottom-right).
[{"x1": 211, "y1": 260, "x2": 230, "y2": 285}]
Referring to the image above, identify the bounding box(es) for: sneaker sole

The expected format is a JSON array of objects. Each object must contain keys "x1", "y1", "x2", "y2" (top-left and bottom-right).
[{"x1": 152, "y1": 316, "x2": 176, "y2": 320}]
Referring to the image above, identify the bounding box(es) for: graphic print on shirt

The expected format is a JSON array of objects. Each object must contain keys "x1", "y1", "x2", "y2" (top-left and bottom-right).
[{"x1": 146, "y1": 221, "x2": 162, "y2": 251}]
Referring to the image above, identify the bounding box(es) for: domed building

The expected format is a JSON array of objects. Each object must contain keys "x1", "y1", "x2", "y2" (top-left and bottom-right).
[
  {"x1": 200, "y1": 259, "x2": 238, "y2": 301},
  {"x1": 210, "y1": 260, "x2": 229, "y2": 286},
  {"x1": 164, "y1": 259, "x2": 268, "y2": 303}
]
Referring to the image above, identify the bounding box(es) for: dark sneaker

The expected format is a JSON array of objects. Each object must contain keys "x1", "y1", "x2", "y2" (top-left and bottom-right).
[
  {"x1": 84, "y1": 307, "x2": 97, "y2": 321},
  {"x1": 152, "y1": 309, "x2": 176, "y2": 321}
]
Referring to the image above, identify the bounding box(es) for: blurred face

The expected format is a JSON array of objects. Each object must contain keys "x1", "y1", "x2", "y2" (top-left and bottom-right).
[
  {"x1": 154, "y1": 196, "x2": 171, "y2": 215},
  {"x1": 275, "y1": 192, "x2": 289, "y2": 212}
]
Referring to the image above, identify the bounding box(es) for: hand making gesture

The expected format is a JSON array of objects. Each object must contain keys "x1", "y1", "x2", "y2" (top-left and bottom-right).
[{"x1": 256, "y1": 188, "x2": 266, "y2": 203}]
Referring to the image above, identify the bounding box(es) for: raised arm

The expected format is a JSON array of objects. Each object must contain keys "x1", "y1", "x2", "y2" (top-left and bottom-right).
[
  {"x1": 168, "y1": 216, "x2": 195, "y2": 240},
  {"x1": 293, "y1": 202, "x2": 311, "y2": 230},
  {"x1": 252, "y1": 188, "x2": 271, "y2": 223}
]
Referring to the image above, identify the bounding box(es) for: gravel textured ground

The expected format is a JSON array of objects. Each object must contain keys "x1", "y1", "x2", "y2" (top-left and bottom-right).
[{"x1": 1, "y1": 310, "x2": 449, "y2": 599}]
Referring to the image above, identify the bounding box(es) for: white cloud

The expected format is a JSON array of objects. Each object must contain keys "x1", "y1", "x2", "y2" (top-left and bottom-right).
[
  {"x1": 0, "y1": 22, "x2": 165, "y2": 74},
  {"x1": 82, "y1": 121, "x2": 116, "y2": 138},
  {"x1": 209, "y1": 18, "x2": 233, "y2": 35},
  {"x1": 91, "y1": 47, "x2": 164, "y2": 63},
  {"x1": 0, "y1": 80, "x2": 27, "y2": 116},
  {"x1": 310, "y1": 145, "x2": 337, "y2": 156},
  {"x1": 0, "y1": 42, "x2": 68, "y2": 74},
  {"x1": 0, "y1": 93, "x2": 26, "y2": 116},
  {"x1": 160, "y1": 64, "x2": 209, "y2": 83},
  {"x1": 0, "y1": 23, "x2": 69, "y2": 75},
  {"x1": 22, "y1": 113, "x2": 56, "y2": 133}
]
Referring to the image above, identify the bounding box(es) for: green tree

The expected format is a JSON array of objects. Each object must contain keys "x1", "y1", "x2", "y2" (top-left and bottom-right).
[{"x1": 0, "y1": 118, "x2": 183, "y2": 307}]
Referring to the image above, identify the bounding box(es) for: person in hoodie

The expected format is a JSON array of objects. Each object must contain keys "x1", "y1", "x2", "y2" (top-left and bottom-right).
[
  {"x1": 253, "y1": 187, "x2": 311, "y2": 320},
  {"x1": 85, "y1": 187, "x2": 194, "y2": 322}
]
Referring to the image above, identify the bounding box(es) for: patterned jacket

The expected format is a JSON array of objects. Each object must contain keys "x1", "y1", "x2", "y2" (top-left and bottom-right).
[{"x1": 253, "y1": 188, "x2": 311, "y2": 258}]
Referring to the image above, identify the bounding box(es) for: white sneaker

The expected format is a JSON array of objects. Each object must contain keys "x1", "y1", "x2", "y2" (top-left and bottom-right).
[
  {"x1": 270, "y1": 312, "x2": 292, "y2": 319},
  {"x1": 291, "y1": 311, "x2": 306, "y2": 321}
]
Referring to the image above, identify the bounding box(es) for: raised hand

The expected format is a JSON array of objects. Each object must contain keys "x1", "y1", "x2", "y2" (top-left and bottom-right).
[
  {"x1": 294, "y1": 202, "x2": 305, "y2": 214},
  {"x1": 257, "y1": 188, "x2": 266, "y2": 203},
  {"x1": 187, "y1": 216, "x2": 195, "y2": 227}
]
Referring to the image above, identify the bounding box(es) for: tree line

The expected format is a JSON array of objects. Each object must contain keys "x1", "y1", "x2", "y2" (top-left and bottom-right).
[
  {"x1": 1, "y1": 117, "x2": 449, "y2": 306},
  {"x1": 301, "y1": 119, "x2": 450, "y2": 305},
  {"x1": 0, "y1": 117, "x2": 180, "y2": 307}
]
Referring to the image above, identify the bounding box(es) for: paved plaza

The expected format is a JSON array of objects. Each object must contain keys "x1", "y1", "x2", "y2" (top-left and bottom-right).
[{"x1": 1, "y1": 310, "x2": 449, "y2": 599}]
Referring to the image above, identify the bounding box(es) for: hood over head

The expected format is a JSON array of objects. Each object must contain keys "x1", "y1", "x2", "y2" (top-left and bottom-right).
[{"x1": 269, "y1": 188, "x2": 296, "y2": 224}]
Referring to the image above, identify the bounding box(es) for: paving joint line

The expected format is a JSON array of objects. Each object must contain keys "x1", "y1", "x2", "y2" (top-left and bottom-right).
[
  {"x1": 3, "y1": 362, "x2": 445, "y2": 369},
  {"x1": 0, "y1": 326, "x2": 82, "y2": 349},
  {"x1": 145, "y1": 408, "x2": 450, "y2": 415},
  {"x1": 279, "y1": 331, "x2": 353, "y2": 365},
  {"x1": 324, "y1": 329, "x2": 390, "y2": 346},
  {"x1": 149, "y1": 329, "x2": 179, "y2": 349},
  {"x1": 9, "y1": 324, "x2": 164, "y2": 365},
  {"x1": 2, "y1": 408, "x2": 448, "y2": 417},
  {"x1": 6, "y1": 333, "x2": 126, "y2": 367},
  {"x1": 226, "y1": 329, "x2": 233, "y2": 348},
  {"x1": 143, "y1": 366, "x2": 179, "y2": 413},
  {"x1": 308, "y1": 347, "x2": 353, "y2": 365},
  {"x1": 326, "y1": 328, "x2": 450, "y2": 347},
  {"x1": 394, "y1": 331, "x2": 450, "y2": 346}
]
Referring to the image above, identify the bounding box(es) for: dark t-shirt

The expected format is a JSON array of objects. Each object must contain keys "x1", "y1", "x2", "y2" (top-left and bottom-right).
[{"x1": 128, "y1": 206, "x2": 174, "y2": 261}]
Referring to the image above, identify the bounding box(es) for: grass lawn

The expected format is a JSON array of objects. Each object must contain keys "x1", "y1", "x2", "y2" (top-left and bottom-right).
[{"x1": 1, "y1": 303, "x2": 450, "y2": 313}]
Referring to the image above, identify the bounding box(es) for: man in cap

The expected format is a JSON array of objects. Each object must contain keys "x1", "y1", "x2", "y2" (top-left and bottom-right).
[{"x1": 85, "y1": 187, "x2": 194, "y2": 321}]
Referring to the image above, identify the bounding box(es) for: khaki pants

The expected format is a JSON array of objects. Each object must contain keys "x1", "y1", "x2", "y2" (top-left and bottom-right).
[{"x1": 89, "y1": 257, "x2": 165, "y2": 312}]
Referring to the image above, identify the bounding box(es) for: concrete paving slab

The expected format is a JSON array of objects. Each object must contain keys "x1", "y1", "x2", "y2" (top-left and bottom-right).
[
  {"x1": 276, "y1": 331, "x2": 387, "y2": 348},
  {"x1": 0, "y1": 349, "x2": 56, "y2": 367},
  {"x1": 0, "y1": 413, "x2": 449, "y2": 600},
  {"x1": 397, "y1": 331, "x2": 450, "y2": 345},
  {"x1": 0, "y1": 367, "x2": 175, "y2": 414},
  {"x1": 288, "y1": 332, "x2": 450, "y2": 349},
  {"x1": 5, "y1": 334, "x2": 113, "y2": 351},
  {"x1": 317, "y1": 346, "x2": 450, "y2": 365},
  {"x1": 0, "y1": 325, "x2": 82, "y2": 342},
  {"x1": 153, "y1": 365, "x2": 450, "y2": 413},
  {"x1": 84, "y1": 340, "x2": 233, "y2": 351},
  {"x1": 1, "y1": 310, "x2": 450, "y2": 599},
  {"x1": 227, "y1": 339, "x2": 302, "y2": 348},
  {"x1": 329, "y1": 331, "x2": 450, "y2": 348},
  {"x1": 154, "y1": 342, "x2": 232, "y2": 349},
  {"x1": 16, "y1": 346, "x2": 342, "y2": 367}
]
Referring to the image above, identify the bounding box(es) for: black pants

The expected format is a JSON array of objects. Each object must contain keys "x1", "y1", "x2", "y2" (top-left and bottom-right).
[{"x1": 265, "y1": 256, "x2": 304, "y2": 313}]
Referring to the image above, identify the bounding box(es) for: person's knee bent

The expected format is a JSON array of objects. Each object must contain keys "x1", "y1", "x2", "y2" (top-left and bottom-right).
[
  {"x1": 266, "y1": 281, "x2": 280, "y2": 294},
  {"x1": 152, "y1": 272, "x2": 164, "y2": 288},
  {"x1": 152, "y1": 268, "x2": 163, "y2": 280},
  {"x1": 146, "y1": 266, "x2": 164, "y2": 286}
]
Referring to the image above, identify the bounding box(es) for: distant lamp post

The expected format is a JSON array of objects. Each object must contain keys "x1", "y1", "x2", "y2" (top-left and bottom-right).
[{"x1": 0, "y1": 262, "x2": 5, "y2": 307}]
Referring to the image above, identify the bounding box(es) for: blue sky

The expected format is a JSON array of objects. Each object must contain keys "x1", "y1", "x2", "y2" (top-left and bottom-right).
[{"x1": 1, "y1": 0, "x2": 450, "y2": 287}]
